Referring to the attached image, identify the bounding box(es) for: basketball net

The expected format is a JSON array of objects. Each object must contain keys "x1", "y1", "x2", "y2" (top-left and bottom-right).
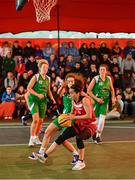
[{"x1": 33, "y1": 0, "x2": 58, "y2": 23}]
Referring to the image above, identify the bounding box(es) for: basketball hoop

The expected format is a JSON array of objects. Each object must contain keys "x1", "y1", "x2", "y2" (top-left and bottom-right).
[{"x1": 32, "y1": 0, "x2": 58, "y2": 23}]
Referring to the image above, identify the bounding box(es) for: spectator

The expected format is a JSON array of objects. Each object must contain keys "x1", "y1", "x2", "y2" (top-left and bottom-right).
[
  {"x1": 68, "y1": 42, "x2": 79, "y2": 57},
  {"x1": 12, "y1": 40, "x2": 23, "y2": 57},
  {"x1": 43, "y1": 42, "x2": 55, "y2": 60},
  {"x1": 4, "y1": 72, "x2": 18, "y2": 92},
  {"x1": 130, "y1": 72, "x2": 135, "y2": 89},
  {"x1": 131, "y1": 90, "x2": 135, "y2": 115},
  {"x1": 16, "y1": 85, "x2": 27, "y2": 118},
  {"x1": 18, "y1": 72, "x2": 30, "y2": 89},
  {"x1": 81, "y1": 57, "x2": 90, "y2": 78},
  {"x1": 65, "y1": 55, "x2": 75, "y2": 70},
  {"x1": 15, "y1": 55, "x2": 26, "y2": 80},
  {"x1": 106, "y1": 94, "x2": 124, "y2": 120},
  {"x1": 121, "y1": 53, "x2": 135, "y2": 74},
  {"x1": 48, "y1": 53, "x2": 58, "y2": 74},
  {"x1": 0, "y1": 55, "x2": 3, "y2": 75},
  {"x1": 23, "y1": 41, "x2": 35, "y2": 59},
  {"x1": 3, "y1": 51, "x2": 16, "y2": 76},
  {"x1": 0, "y1": 42, "x2": 4, "y2": 57},
  {"x1": 121, "y1": 72, "x2": 132, "y2": 90},
  {"x1": 88, "y1": 42, "x2": 99, "y2": 57},
  {"x1": 0, "y1": 73, "x2": 4, "y2": 99},
  {"x1": 123, "y1": 41, "x2": 135, "y2": 59},
  {"x1": 123, "y1": 87, "x2": 134, "y2": 115},
  {"x1": 0, "y1": 86, "x2": 16, "y2": 119},
  {"x1": 110, "y1": 56, "x2": 120, "y2": 75},
  {"x1": 34, "y1": 45, "x2": 44, "y2": 59},
  {"x1": 89, "y1": 54, "x2": 99, "y2": 68},
  {"x1": 2, "y1": 41, "x2": 12, "y2": 57},
  {"x1": 98, "y1": 42, "x2": 110, "y2": 56},
  {"x1": 59, "y1": 42, "x2": 68, "y2": 57},
  {"x1": 89, "y1": 63, "x2": 98, "y2": 79},
  {"x1": 113, "y1": 73, "x2": 122, "y2": 89},
  {"x1": 100, "y1": 54, "x2": 111, "y2": 69},
  {"x1": 25, "y1": 55, "x2": 38, "y2": 78},
  {"x1": 79, "y1": 43, "x2": 88, "y2": 57},
  {"x1": 73, "y1": 61, "x2": 82, "y2": 74},
  {"x1": 111, "y1": 42, "x2": 122, "y2": 56}
]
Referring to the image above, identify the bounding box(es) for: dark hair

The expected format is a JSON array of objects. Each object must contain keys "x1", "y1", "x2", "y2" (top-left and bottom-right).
[{"x1": 70, "y1": 80, "x2": 84, "y2": 93}]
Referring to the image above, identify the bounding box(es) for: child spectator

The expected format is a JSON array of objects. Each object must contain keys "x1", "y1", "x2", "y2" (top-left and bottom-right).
[
  {"x1": 0, "y1": 86, "x2": 16, "y2": 119},
  {"x1": 16, "y1": 86, "x2": 27, "y2": 118}
]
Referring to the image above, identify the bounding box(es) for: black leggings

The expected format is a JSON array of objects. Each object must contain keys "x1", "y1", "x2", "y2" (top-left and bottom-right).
[{"x1": 55, "y1": 126, "x2": 84, "y2": 149}]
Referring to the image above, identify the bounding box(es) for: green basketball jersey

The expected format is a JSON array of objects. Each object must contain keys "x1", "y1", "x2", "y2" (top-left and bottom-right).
[
  {"x1": 29, "y1": 73, "x2": 50, "y2": 102},
  {"x1": 92, "y1": 75, "x2": 111, "y2": 99},
  {"x1": 62, "y1": 93, "x2": 72, "y2": 113}
]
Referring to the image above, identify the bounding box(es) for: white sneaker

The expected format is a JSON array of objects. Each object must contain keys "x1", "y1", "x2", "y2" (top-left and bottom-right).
[
  {"x1": 28, "y1": 139, "x2": 35, "y2": 147},
  {"x1": 72, "y1": 160, "x2": 86, "y2": 170},
  {"x1": 28, "y1": 152, "x2": 38, "y2": 160},
  {"x1": 35, "y1": 152, "x2": 47, "y2": 164},
  {"x1": 34, "y1": 137, "x2": 42, "y2": 145}
]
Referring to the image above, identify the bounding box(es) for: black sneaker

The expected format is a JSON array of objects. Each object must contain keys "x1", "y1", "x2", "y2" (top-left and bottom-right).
[
  {"x1": 21, "y1": 116, "x2": 27, "y2": 126},
  {"x1": 95, "y1": 136, "x2": 102, "y2": 144},
  {"x1": 21, "y1": 113, "x2": 32, "y2": 126},
  {"x1": 92, "y1": 133, "x2": 97, "y2": 141}
]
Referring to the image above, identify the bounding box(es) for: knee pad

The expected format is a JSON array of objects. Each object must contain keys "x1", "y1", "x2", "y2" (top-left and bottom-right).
[{"x1": 76, "y1": 135, "x2": 84, "y2": 149}]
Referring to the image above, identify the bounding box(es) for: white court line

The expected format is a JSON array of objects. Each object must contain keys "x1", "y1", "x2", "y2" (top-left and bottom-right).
[
  {"x1": 105, "y1": 126, "x2": 135, "y2": 129},
  {"x1": 0, "y1": 125, "x2": 135, "y2": 129},
  {"x1": 0, "y1": 140, "x2": 135, "y2": 147}
]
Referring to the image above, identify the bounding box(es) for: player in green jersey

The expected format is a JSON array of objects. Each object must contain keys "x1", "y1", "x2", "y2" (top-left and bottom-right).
[
  {"x1": 27, "y1": 59, "x2": 56, "y2": 147},
  {"x1": 87, "y1": 64, "x2": 116, "y2": 144}
]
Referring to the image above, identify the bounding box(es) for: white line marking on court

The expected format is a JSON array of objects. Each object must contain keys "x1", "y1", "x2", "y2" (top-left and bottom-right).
[
  {"x1": 0, "y1": 125, "x2": 135, "y2": 129},
  {"x1": 105, "y1": 126, "x2": 135, "y2": 129},
  {"x1": 0, "y1": 140, "x2": 135, "y2": 147}
]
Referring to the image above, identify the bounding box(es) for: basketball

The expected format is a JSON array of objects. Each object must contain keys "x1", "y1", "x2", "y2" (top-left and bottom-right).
[{"x1": 58, "y1": 114, "x2": 71, "y2": 127}]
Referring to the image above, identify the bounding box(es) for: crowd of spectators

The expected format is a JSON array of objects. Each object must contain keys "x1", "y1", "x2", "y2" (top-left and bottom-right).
[{"x1": 0, "y1": 40, "x2": 135, "y2": 120}]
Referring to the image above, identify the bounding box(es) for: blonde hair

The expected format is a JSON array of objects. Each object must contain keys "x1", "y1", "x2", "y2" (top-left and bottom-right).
[{"x1": 38, "y1": 59, "x2": 49, "y2": 70}]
